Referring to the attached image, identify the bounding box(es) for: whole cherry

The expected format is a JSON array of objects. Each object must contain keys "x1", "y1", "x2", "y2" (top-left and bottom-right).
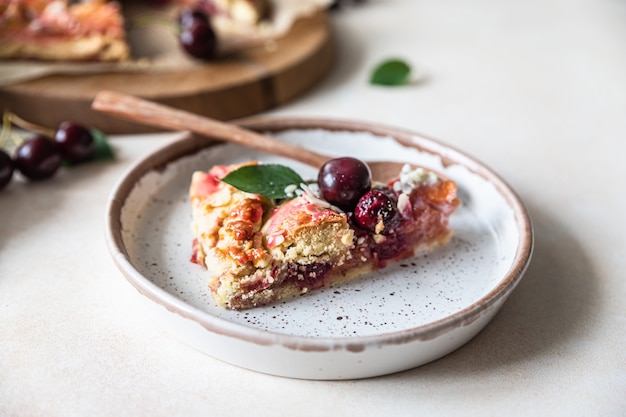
[
  {"x1": 179, "y1": 9, "x2": 217, "y2": 60},
  {"x1": 353, "y1": 189, "x2": 398, "y2": 233},
  {"x1": 317, "y1": 157, "x2": 371, "y2": 211},
  {"x1": 53, "y1": 121, "x2": 95, "y2": 164},
  {"x1": 14, "y1": 135, "x2": 62, "y2": 181}
]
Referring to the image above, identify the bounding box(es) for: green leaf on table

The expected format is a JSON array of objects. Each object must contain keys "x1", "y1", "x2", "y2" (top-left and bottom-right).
[
  {"x1": 221, "y1": 164, "x2": 305, "y2": 199},
  {"x1": 91, "y1": 128, "x2": 115, "y2": 161},
  {"x1": 370, "y1": 59, "x2": 412, "y2": 86}
]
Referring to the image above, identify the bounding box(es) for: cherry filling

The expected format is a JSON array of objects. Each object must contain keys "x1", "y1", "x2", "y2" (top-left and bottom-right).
[
  {"x1": 350, "y1": 183, "x2": 455, "y2": 267},
  {"x1": 373, "y1": 233, "x2": 411, "y2": 263},
  {"x1": 282, "y1": 262, "x2": 333, "y2": 290},
  {"x1": 353, "y1": 189, "x2": 399, "y2": 233}
]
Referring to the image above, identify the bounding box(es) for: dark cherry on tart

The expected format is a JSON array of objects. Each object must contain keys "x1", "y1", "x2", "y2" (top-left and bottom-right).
[{"x1": 189, "y1": 159, "x2": 461, "y2": 310}]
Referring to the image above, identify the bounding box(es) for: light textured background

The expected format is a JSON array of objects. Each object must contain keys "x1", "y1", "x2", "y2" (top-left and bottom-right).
[{"x1": 1, "y1": 0, "x2": 625, "y2": 415}]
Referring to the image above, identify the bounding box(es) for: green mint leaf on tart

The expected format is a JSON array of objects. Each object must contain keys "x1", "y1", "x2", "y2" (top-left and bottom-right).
[
  {"x1": 221, "y1": 164, "x2": 306, "y2": 199},
  {"x1": 90, "y1": 128, "x2": 115, "y2": 161},
  {"x1": 370, "y1": 59, "x2": 412, "y2": 86}
]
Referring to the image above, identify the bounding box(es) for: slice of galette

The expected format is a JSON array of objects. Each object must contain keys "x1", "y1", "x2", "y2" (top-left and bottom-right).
[{"x1": 189, "y1": 159, "x2": 460, "y2": 310}]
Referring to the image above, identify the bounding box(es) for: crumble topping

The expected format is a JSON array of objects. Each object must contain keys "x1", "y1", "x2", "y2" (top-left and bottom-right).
[
  {"x1": 284, "y1": 182, "x2": 344, "y2": 213},
  {"x1": 393, "y1": 164, "x2": 439, "y2": 194},
  {"x1": 392, "y1": 164, "x2": 440, "y2": 215}
]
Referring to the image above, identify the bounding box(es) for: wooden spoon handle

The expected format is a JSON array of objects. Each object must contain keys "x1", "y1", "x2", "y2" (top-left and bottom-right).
[{"x1": 91, "y1": 91, "x2": 330, "y2": 169}]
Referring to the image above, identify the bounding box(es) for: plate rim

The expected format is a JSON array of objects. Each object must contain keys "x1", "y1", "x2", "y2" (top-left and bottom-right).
[{"x1": 105, "y1": 116, "x2": 534, "y2": 352}]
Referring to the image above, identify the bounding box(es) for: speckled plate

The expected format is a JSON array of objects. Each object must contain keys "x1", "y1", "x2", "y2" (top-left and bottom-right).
[{"x1": 106, "y1": 118, "x2": 533, "y2": 380}]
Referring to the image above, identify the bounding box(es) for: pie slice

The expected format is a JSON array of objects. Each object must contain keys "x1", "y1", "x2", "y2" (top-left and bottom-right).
[
  {"x1": 0, "y1": 0, "x2": 130, "y2": 61},
  {"x1": 190, "y1": 160, "x2": 461, "y2": 310}
]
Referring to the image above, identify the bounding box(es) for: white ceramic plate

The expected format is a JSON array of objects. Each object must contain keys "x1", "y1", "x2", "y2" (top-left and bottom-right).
[{"x1": 106, "y1": 118, "x2": 533, "y2": 380}]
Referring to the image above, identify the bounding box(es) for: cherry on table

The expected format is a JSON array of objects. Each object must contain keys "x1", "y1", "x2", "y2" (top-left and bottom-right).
[
  {"x1": 0, "y1": 150, "x2": 14, "y2": 190},
  {"x1": 317, "y1": 157, "x2": 371, "y2": 211},
  {"x1": 14, "y1": 135, "x2": 62, "y2": 181},
  {"x1": 53, "y1": 121, "x2": 95, "y2": 164}
]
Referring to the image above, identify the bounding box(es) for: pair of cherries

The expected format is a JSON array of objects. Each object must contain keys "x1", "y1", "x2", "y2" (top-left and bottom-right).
[
  {"x1": 0, "y1": 122, "x2": 95, "y2": 189},
  {"x1": 317, "y1": 157, "x2": 397, "y2": 232}
]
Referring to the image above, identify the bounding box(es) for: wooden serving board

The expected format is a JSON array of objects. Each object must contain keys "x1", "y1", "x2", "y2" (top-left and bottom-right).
[{"x1": 0, "y1": 12, "x2": 333, "y2": 134}]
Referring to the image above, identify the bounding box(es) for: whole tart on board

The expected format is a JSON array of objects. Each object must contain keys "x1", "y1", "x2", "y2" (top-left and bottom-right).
[{"x1": 0, "y1": 0, "x2": 335, "y2": 134}]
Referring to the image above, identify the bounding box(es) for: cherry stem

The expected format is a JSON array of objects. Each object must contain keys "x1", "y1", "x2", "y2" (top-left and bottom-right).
[
  {"x1": 4, "y1": 112, "x2": 55, "y2": 138},
  {"x1": 0, "y1": 113, "x2": 12, "y2": 149},
  {"x1": 0, "y1": 112, "x2": 56, "y2": 154}
]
